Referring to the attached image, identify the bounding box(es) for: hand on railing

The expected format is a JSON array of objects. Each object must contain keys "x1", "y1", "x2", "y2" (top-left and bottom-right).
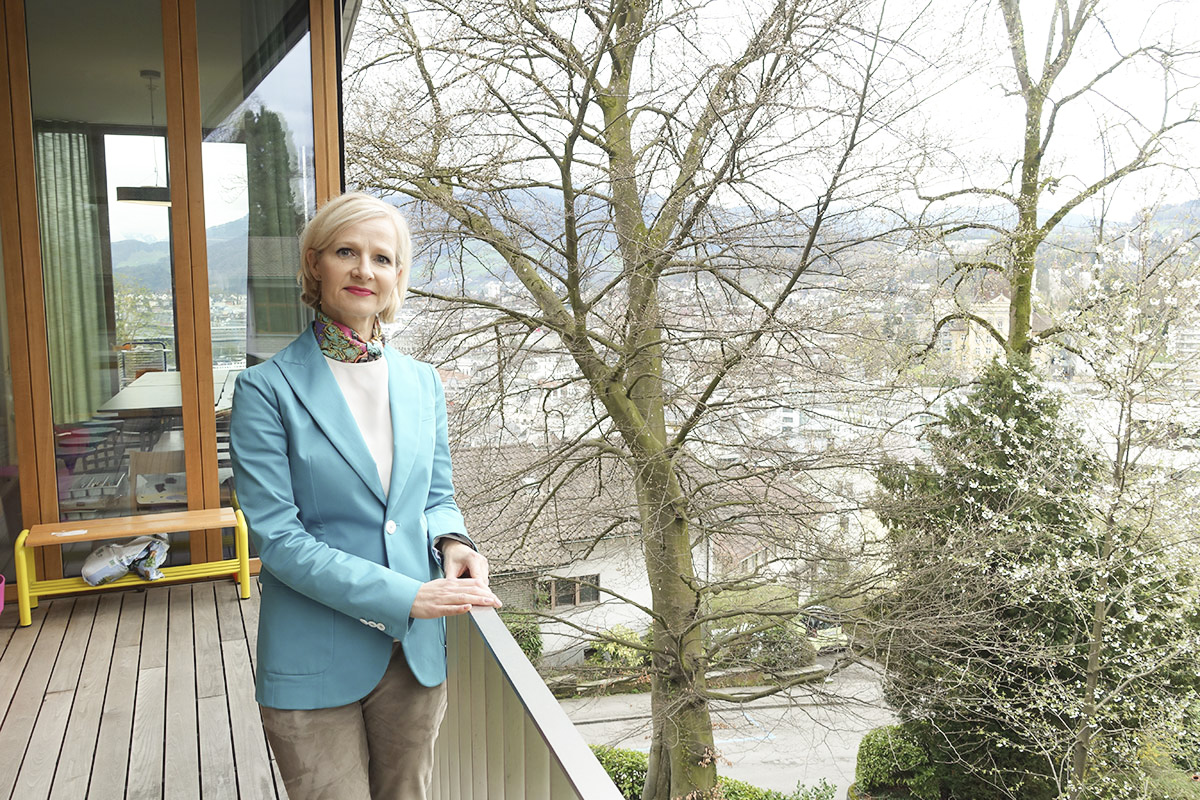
[
  {"x1": 440, "y1": 539, "x2": 491, "y2": 582},
  {"x1": 412, "y1": 577, "x2": 502, "y2": 619}
]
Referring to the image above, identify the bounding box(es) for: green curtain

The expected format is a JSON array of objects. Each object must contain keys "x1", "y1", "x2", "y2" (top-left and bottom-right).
[{"x1": 34, "y1": 123, "x2": 111, "y2": 425}]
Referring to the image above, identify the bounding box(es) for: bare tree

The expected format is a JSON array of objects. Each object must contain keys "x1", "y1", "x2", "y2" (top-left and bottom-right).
[
  {"x1": 344, "y1": 0, "x2": 935, "y2": 795},
  {"x1": 916, "y1": 0, "x2": 1200, "y2": 361}
]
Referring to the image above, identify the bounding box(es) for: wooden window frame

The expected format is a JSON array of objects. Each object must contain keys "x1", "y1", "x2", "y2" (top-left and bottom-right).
[{"x1": 540, "y1": 574, "x2": 601, "y2": 610}]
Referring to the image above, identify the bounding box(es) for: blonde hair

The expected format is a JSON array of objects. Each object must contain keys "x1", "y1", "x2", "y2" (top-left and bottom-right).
[{"x1": 297, "y1": 192, "x2": 412, "y2": 323}]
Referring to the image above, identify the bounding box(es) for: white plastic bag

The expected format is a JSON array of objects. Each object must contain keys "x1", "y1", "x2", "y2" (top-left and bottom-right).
[{"x1": 81, "y1": 535, "x2": 170, "y2": 586}]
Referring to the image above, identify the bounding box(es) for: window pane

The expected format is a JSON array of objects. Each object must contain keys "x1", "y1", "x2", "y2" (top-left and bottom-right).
[
  {"x1": 26, "y1": 0, "x2": 184, "y2": 570},
  {"x1": 555, "y1": 579, "x2": 577, "y2": 608},
  {"x1": 578, "y1": 575, "x2": 600, "y2": 604},
  {"x1": 197, "y1": 0, "x2": 315, "y2": 368}
]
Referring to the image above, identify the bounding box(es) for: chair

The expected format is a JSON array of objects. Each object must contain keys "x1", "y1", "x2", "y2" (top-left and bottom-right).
[{"x1": 118, "y1": 340, "x2": 168, "y2": 387}]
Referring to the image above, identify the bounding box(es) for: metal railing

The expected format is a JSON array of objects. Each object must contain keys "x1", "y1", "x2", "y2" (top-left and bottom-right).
[{"x1": 433, "y1": 608, "x2": 624, "y2": 799}]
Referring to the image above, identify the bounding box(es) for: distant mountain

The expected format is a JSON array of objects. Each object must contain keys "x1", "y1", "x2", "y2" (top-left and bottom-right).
[
  {"x1": 112, "y1": 215, "x2": 249, "y2": 293},
  {"x1": 1151, "y1": 199, "x2": 1200, "y2": 227}
]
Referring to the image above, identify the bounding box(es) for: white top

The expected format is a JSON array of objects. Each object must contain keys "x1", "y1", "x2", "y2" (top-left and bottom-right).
[{"x1": 324, "y1": 355, "x2": 393, "y2": 495}]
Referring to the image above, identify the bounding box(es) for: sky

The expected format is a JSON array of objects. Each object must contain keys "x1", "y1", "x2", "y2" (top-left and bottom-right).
[{"x1": 904, "y1": 0, "x2": 1200, "y2": 221}]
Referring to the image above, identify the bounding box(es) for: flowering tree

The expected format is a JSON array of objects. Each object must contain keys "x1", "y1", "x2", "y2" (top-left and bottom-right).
[{"x1": 874, "y1": 357, "x2": 1200, "y2": 799}]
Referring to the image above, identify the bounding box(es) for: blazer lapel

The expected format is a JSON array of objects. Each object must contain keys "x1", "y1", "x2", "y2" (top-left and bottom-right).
[
  {"x1": 385, "y1": 349, "x2": 421, "y2": 514},
  {"x1": 276, "y1": 330, "x2": 387, "y2": 505}
]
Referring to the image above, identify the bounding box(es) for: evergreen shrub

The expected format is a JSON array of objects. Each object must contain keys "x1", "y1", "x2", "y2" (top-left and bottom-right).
[
  {"x1": 499, "y1": 611, "x2": 543, "y2": 662},
  {"x1": 854, "y1": 724, "x2": 938, "y2": 800}
]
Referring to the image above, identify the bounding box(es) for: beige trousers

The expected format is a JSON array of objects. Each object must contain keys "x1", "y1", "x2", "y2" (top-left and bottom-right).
[{"x1": 260, "y1": 643, "x2": 448, "y2": 800}]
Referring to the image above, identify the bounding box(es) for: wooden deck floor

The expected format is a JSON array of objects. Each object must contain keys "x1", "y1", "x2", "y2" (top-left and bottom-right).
[{"x1": 0, "y1": 579, "x2": 285, "y2": 800}]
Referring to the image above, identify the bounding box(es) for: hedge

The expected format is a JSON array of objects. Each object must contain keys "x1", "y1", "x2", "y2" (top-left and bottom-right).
[{"x1": 590, "y1": 745, "x2": 835, "y2": 800}]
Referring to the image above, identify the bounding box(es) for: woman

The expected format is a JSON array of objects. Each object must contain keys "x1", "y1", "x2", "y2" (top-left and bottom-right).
[{"x1": 230, "y1": 192, "x2": 501, "y2": 800}]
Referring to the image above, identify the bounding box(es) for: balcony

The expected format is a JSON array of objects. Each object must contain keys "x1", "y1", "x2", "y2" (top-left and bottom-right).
[{"x1": 0, "y1": 580, "x2": 621, "y2": 799}]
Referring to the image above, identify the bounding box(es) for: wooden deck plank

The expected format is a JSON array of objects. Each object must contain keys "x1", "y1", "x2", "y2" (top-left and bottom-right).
[
  {"x1": 10, "y1": 598, "x2": 99, "y2": 800},
  {"x1": 45, "y1": 595, "x2": 97, "y2": 694},
  {"x1": 0, "y1": 599, "x2": 72, "y2": 799},
  {"x1": 214, "y1": 581, "x2": 243, "y2": 643},
  {"x1": 88, "y1": 643, "x2": 139, "y2": 799},
  {"x1": 49, "y1": 593, "x2": 122, "y2": 800},
  {"x1": 241, "y1": 579, "x2": 261, "y2": 675},
  {"x1": 127, "y1": 665, "x2": 167, "y2": 800},
  {"x1": 9, "y1": 690, "x2": 73, "y2": 800},
  {"x1": 0, "y1": 608, "x2": 17, "y2": 653},
  {"x1": 0, "y1": 603, "x2": 47, "y2": 723},
  {"x1": 197, "y1": 695, "x2": 237, "y2": 800},
  {"x1": 140, "y1": 585, "x2": 169, "y2": 669},
  {"x1": 222, "y1": 637, "x2": 276, "y2": 800},
  {"x1": 271, "y1": 757, "x2": 287, "y2": 800},
  {"x1": 164, "y1": 585, "x2": 199, "y2": 800},
  {"x1": 115, "y1": 590, "x2": 146, "y2": 649},
  {"x1": 193, "y1": 584, "x2": 224, "y2": 700},
  {"x1": 194, "y1": 581, "x2": 236, "y2": 800},
  {"x1": 89, "y1": 593, "x2": 144, "y2": 800}
]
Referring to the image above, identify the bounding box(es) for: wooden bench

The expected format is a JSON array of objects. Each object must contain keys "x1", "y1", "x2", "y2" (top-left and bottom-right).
[{"x1": 14, "y1": 507, "x2": 250, "y2": 627}]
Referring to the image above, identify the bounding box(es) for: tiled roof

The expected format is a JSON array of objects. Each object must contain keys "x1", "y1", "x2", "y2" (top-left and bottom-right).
[{"x1": 450, "y1": 442, "x2": 831, "y2": 576}]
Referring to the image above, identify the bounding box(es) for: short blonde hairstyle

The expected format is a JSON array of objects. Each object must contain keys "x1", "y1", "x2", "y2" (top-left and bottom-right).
[{"x1": 297, "y1": 192, "x2": 412, "y2": 323}]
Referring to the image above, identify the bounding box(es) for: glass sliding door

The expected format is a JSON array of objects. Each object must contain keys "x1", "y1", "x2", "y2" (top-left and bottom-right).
[
  {"x1": 0, "y1": 217, "x2": 20, "y2": 582},
  {"x1": 197, "y1": 0, "x2": 316, "y2": 513},
  {"x1": 25, "y1": 0, "x2": 184, "y2": 572}
]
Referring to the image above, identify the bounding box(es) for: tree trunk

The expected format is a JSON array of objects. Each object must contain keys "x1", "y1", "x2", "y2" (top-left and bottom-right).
[
  {"x1": 1007, "y1": 93, "x2": 1044, "y2": 358},
  {"x1": 634, "y1": 458, "x2": 718, "y2": 800}
]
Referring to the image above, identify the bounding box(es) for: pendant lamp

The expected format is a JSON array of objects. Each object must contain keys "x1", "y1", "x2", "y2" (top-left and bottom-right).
[{"x1": 116, "y1": 69, "x2": 170, "y2": 206}]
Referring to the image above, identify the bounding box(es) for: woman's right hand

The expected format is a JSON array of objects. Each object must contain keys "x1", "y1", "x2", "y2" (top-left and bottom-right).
[{"x1": 411, "y1": 577, "x2": 503, "y2": 619}]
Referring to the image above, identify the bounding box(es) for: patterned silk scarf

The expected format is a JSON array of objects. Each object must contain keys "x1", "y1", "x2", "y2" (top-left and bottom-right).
[{"x1": 313, "y1": 310, "x2": 385, "y2": 363}]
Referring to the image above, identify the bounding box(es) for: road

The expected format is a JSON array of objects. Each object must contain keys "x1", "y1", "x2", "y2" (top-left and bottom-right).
[{"x1": 559, "y1": 656, "x2": 894, "y2": 796}]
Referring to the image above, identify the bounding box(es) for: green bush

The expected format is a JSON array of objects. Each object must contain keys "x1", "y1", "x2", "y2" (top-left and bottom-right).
[
  {"x1": 590, "y1": 745, "x2": 835, "y2": 800},
  {"x1": 855, "y1": 724, "x2": 938, "y2": 800},
  {"x1": 755, "y1": 624, "x2": 816, "y2": 673},
  {"x1": 499, "y1": 612, "x2": 543, "y2": 662},
  {"x1": 792, "y1": 779, "x2": 837, "y2": 800},
  {"x1": 713, "y1": 621, "x2": 817, "y2": 673},
  {"x1": 587, "y1": 624, "x2": 650, "y2": 668},
  {"x1": 590, "y1": 745, "x2": 647, "y2": 799}
]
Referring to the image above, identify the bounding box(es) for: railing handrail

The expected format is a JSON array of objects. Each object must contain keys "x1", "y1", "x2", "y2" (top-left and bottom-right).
[{"x1": 463, "y1": 608, "x2": 624, "y2": 799}]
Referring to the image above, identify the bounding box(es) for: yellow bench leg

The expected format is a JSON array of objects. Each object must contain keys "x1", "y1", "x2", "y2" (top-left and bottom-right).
[
  {"x1": 235, "y1": 509, "x2": 250, "y2": 600},
  {"x1": 14, "y1": 529, "x2": 32, "y2": 627}
]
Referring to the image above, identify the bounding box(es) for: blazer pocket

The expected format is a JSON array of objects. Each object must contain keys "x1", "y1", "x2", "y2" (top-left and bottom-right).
[
  {"x1": 293, "y1": 455, "x2": 327, "y2": 537},
  {"x1": 257, "y1": 583, "x2": 336, "y2": 676}
]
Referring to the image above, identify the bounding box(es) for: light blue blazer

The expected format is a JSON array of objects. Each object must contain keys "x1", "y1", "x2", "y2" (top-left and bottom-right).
[{"x1": 230, "y1": 328, "x2": 469, "y2": 710}]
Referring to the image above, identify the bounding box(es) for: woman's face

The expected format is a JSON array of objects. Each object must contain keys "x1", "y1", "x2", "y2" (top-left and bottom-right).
[{"x1": 307, "y1": 216, "x2": 401, "y2": 338}]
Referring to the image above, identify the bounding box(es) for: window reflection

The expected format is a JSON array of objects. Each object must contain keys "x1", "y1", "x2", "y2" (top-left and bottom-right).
[{"x1": 198, "y1": 0, "x2": 316, "y2": 560}]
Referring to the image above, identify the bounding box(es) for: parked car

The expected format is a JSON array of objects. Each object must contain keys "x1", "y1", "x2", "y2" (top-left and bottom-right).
[{"x1": 799, "y1": 605, "x2": 848, "y2": 652}]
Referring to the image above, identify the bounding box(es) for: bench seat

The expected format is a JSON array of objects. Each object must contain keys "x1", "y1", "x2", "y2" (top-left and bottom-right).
[{"x1": 14, "y1": 506, "x2": 250, "y2": 626}]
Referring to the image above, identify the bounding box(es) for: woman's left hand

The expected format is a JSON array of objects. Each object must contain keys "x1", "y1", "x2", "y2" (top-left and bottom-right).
[{"x1": 441, "y1": 539, "x2": 491, "y2": 583}]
